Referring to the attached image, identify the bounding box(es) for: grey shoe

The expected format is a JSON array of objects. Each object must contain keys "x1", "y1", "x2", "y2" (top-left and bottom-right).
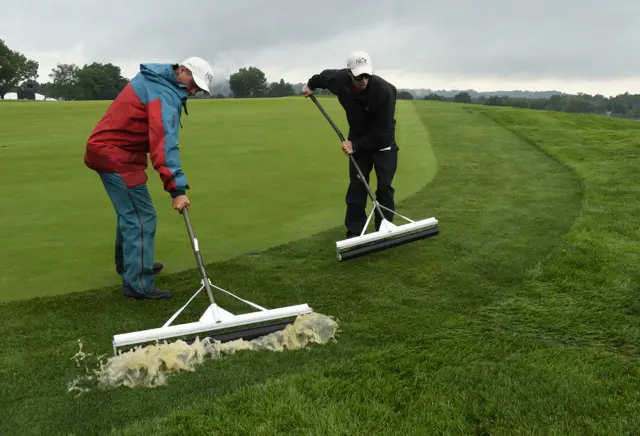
[{"x1": 122, "y1": 287, "x2": 172, "y2": 300}]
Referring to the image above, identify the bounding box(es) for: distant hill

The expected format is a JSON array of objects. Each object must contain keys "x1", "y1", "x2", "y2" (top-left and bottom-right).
[
  {"x1": 406, "y1": 88, "x2": 566, "y2": 99},
  {"x1": 210, "y1": 78, "x2": 565, "y2": 100}
]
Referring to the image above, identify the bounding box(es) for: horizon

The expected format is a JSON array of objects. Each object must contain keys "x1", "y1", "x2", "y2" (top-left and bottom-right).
[
  {"x1": 19, "y1": 57, "x2": 638, "y2": 98},
  {"x1": 5, "y1": 0, "x2": 639, "y2": 99}
]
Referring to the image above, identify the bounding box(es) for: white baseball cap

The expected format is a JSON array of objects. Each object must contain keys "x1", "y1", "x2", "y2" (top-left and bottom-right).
[
  {"x1": 347, "y1": 51, "x2": 373, "y2": 77},
  {"x1": 181, "y1": 56, "x2": 213, "y2": 94}
]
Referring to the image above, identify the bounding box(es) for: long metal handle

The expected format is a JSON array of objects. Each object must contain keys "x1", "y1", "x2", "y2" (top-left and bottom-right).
[
  {"x1": 309, "y1": 94, "x2": 346, "y2": 142},
  {"x1": 182, "y1": 207, "x2": 216, "y2": 306},
  {"x1": 308, "y1": 94, "x2": 386, "y2": 222}
]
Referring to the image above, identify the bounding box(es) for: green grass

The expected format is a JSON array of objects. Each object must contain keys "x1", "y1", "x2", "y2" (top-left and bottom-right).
[
  {"x1": 0, "y1": 97, "x2": 435, "y2": 301},
  {"x1": 1, "y1": 98, "x2": 640, "y2": 435}
]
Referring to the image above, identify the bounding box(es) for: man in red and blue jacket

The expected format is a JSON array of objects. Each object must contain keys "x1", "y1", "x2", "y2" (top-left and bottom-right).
[{"x1": 84, "y1": 57, "x2": 213, "y2": 300}]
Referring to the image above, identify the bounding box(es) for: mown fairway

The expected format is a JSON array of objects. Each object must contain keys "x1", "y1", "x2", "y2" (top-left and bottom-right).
[
  {"x1": 1, "y1": 98, "x2": 640, "y2": 435},
  {"x1": 0, "y1": 97, "x2": 434, "y2": 301}
]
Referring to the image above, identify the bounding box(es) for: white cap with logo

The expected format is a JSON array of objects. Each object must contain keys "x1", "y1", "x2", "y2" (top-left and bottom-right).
[
  {"x1": 181, "y1": 56, "x2": 214, "y2": 94},
  {"x1": 347, "y1": 51, "x2": 373, "y2": 77}
]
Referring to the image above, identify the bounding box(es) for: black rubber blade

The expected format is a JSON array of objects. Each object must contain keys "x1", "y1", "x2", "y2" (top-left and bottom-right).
[
  {"x1": 182, "y1": 319, "x2": 295, "y2": 345},
  {"x1": 337, "y1": 225, "x2": 439, "y2": 262}
]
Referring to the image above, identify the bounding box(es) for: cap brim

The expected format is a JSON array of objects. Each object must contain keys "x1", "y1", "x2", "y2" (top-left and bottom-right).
[
  {"x1": 192, "y1": 75, "x2": 211, "y2": 94},
  {"x1": 350, "y1": 65, "x2": 372, "y2": 77}
]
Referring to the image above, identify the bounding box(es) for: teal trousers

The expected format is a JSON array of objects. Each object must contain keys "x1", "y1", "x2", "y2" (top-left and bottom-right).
[{"x1": 99, "y1": 172, "x2": 157, "y2": 294}]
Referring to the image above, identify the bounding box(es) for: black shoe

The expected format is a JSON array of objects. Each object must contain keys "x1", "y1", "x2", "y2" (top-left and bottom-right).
[
  {"x1": 346, "y1": 231, "x2": 360, "y2": 239},
  {"x1": 122, "y1": 287, "x2": 172, "y2": 300},
  {"x1": 117, "y1": 262, "x2": 164, "y2": 276}
]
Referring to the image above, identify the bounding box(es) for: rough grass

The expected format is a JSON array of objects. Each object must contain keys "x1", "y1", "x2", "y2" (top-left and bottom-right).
[{"x1": 1, "y1": 99, "x2": 640, "y2": 435}]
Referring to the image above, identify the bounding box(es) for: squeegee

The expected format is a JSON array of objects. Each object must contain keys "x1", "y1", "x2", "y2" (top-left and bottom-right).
[
  {"x1": 111, "y1": 207, "x2": 313, "y2": 355},
  {"x1": 307, "y1": 94, "x2": 439, "y2": 262}
]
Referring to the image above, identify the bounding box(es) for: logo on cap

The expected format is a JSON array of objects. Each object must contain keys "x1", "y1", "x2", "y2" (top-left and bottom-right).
[
  {"x1": 205, "y1": 72, "x2": 213, "y2": 83},
  {"x1": 355, "y1": 57, "x2": 368, "y2": 65}
]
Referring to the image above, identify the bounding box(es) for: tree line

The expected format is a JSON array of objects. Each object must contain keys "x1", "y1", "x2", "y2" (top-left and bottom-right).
[
  {"x1": 2, "y1": 39, "x2": 639, "y2": 119},
  {"x1": 1, "y1": 39, "x2": 299, "y2": 101},
  {"x1": 418, "y1": 91, "x2": 640, "y2": 119}
]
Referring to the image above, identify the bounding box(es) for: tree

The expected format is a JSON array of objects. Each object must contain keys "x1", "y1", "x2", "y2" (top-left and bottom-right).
[
  {"x1": 509, "y1": 98, "x2": 531, "y2": 109},
  {"x1": 0, "y1": 39, "x2": 39, "y2": 99},
  {"x1": 48, "y1": 63, "x2": 79, "y2": 100},
  {"x1": 74, "y1": 62, "x2": 128, "y2": 100},
  {"x1": 423, "y1": 93, "x2": 444, "y2": 101},
  {"x1": 485, "y1": 95, "x2": 504, "y2": 106},
  {"x1": 47, "y1": 62, "x2": 128, "y2": 100},
  {"x1": 268, "y1": 78, "x2": 295, "y2": 97},
  {"x1": 397, "y1": 90, "x2": 414, "y2": 100},
  {"x1": 228, "y1": 66, "x2": 268, "y2": 98},
  {"x1": 528, "y1": 98, "x2": 548, "y2": 110},
  {"x1": 38, "y1": 81, "x2": 54, "y2": 98},
  {"x1": 453, "y1": 91, "x2": 472, "y2": 103}
]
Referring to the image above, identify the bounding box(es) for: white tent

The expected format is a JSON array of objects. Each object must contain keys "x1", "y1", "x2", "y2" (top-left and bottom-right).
[{"x1": 2, "y1": 92, "x2": 57, "y2": 101}]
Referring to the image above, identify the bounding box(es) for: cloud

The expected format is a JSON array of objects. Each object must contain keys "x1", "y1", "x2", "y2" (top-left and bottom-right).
[{"x1": 3, "y1": 0, "x2": 640, "y2": 95}]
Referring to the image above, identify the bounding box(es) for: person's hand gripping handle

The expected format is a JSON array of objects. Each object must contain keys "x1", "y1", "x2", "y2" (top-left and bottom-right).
[{"x1": 173, "y1": 194, "x2": 190, "y2": 214}]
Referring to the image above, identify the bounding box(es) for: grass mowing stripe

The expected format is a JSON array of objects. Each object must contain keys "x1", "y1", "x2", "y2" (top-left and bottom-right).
[
  {"x1": 1, "y1": 101, "x2": 616, "y2": 435},
  {"x1": 132, "y1": 104, "x2": 639, "y2": 436},
  {"x1": 463, "y1": 105, "x2": 640, "y2": 357},
  {"x1": 0, "y1": 97, "x2": 433, "y2": 302},
  {"x1": 96, "y1": 101, "x2": 587, "y2": 436}
]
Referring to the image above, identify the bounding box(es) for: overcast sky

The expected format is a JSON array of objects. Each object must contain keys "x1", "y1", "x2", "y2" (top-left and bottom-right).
[{"x1": 4, "y1": 0, "x2": 640, "y2": 96}]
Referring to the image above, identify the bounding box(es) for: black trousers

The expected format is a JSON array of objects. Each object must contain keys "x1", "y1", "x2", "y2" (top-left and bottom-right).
[{"x1": 345, "y1": 149, "x2": 398, "y2": 237}]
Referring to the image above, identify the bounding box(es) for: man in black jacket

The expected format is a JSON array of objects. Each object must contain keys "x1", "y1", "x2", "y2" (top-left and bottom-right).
[{"x1": 302, "y1": 51, "x2": 399, "y2": 238}]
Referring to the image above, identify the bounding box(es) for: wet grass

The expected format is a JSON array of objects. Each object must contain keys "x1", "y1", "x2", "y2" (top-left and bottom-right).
[{"x1": 1, "y1": 100, "x2": 639, "y2": 435}]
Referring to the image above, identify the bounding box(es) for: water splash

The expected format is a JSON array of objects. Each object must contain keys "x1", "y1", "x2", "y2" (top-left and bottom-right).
[{"x1": 68, "y1": 312, "x2": 338, "y2": 396}]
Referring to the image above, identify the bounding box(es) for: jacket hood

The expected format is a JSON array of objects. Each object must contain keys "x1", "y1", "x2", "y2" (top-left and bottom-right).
[{"x1": 139, "y1": 63, "x2": 189, "y2": 115}]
